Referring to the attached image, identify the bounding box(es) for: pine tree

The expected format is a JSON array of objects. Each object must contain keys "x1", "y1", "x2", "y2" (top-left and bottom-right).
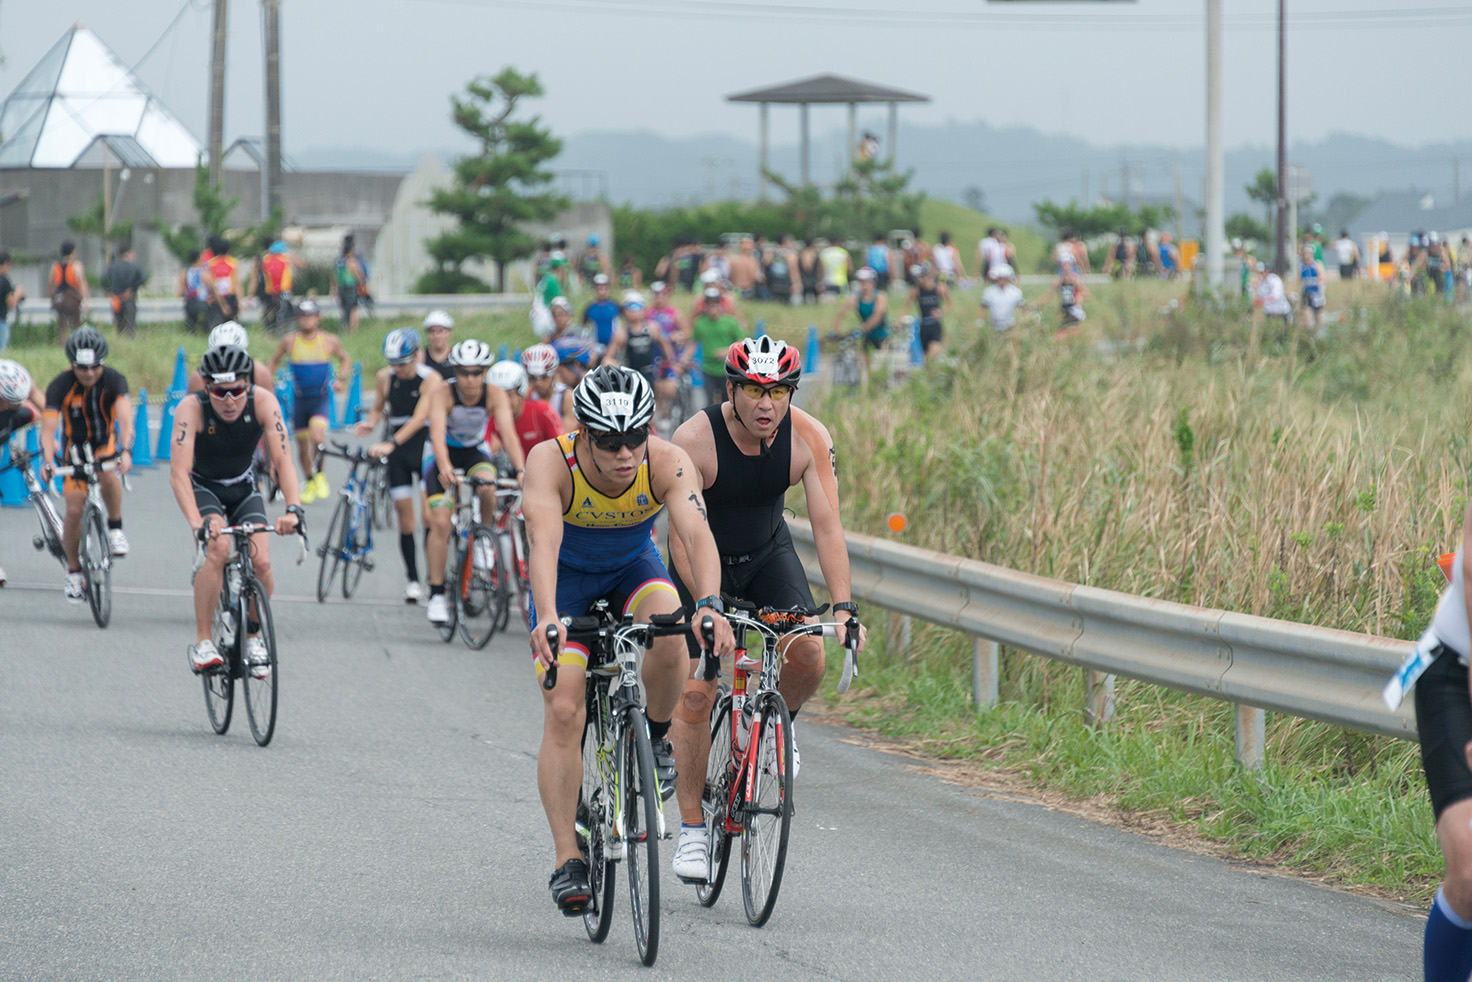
[{"x1": 423, "y1": 69, "x2": 569, "y2": 293}]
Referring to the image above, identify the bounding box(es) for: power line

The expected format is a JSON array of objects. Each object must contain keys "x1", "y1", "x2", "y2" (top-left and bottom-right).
[{"x1": 419, "y1": 0, "x2": 1472, "y2": 31}]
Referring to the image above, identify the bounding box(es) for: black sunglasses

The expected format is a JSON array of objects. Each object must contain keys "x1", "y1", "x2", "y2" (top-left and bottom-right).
[{"x1": 587, "y1": 427, "x2": 650, "y2": 452}]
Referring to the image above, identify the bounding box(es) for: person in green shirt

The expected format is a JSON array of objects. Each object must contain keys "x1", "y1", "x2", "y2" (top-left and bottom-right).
[
  {"x1": 690, "y1": 287, "x2": 745, "y2": 407},
  {"x1": 537, "y1": 252, "x2": 568, "y2": 307}
]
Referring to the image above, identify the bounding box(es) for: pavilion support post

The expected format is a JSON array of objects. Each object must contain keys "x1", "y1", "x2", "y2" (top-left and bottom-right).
[
  {"x1": 847, "y1": 102, "x2": 857, "y2": 174},
  {"x1": 888, "y1": 102, "x2": 897, "y2": 166},
  {"x1": 759, "y1": 102, "x2": 769, "y2": 202},
  {"x1": 800, "y1": 103, "x2": 810, "y2": 186}
]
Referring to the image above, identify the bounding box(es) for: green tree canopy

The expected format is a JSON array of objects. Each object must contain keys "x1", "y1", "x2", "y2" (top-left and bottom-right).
[
  {"x1": 421, "y1": 68, "x2": 569, "y2": 293},
  {"x1": 1032, "y1": 200, "x2": 1175, "y2": 240},
  {"x1": 155, "y1": 162, "x2": 279, "y2": 265}
]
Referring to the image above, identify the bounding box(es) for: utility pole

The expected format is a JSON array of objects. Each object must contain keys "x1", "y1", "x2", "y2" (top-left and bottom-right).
[
  {"x1": 208, "y1": 0, "x2": 228, "y2": 186},
  {"x1": 1204, "y1": 0, "x2": 1225, "y2": 292},
  {"x1": 263, "y1": 0, "x2": 283, "y2": 220},
  {"x1": 1274, "y1": 0, "x2": 1288, "y2": 276}
]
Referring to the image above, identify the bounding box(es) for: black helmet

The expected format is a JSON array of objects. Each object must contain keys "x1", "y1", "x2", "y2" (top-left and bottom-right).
[
  {"x1": 65, "y1": 326, "x2": 108, "y2": 366},
  {"x1": 200, "y1": 344, "x2": 254, "y2": 383}
]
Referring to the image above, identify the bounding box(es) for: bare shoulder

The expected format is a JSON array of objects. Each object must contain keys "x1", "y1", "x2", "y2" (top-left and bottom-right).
[
  {"x1": 670, "y1": 404, "x2": 713, "y2": 451},
  {"x1": 790, "y1": 406, "x2": 833, "y2": 449}
]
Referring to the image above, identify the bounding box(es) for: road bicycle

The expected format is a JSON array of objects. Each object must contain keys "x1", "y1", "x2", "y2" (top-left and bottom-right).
[
  {"x1": 194, "y1": 521, "x2": 308, "y2": 747},
  {"x1": 490, "y1": 478, "x2": 529, "y2": 632},
  {"x1": 825, "y1": 330, "x2": 864, "y2": 390},
  {"x1": 436, "y1": 469, "x2": 504, "y2": 649},
  {"x1": 693, "y1": 599, "x2": 860, "y2": 926},
  {"x1": 543, "y1": 607, "x2": 715, "y2": 967},
  {"x1": 314, "y1": 441, "x2": 386, "y2": 602},
  {"x1": 4, "y1": 441, "x2": 118, "y2": 628}
]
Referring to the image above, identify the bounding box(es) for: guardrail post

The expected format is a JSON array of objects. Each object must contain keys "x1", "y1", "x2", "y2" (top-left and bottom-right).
[
  {"x1": 1235, "y1": 705, "x2": 1265, "y2": 770},
  {"x1": 1085, "y1": 671, "x2": 1116, "y2": 726},
  {"x1": 887, "y1": 612, "x2": 912, "y2": 662},
  {"x1": 973, "y1": 638, "x2": 998, "y2": 711}
]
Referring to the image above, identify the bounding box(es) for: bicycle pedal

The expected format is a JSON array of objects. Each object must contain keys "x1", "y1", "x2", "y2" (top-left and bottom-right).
[
  {"x1": 32, "y1": 535, "x2": 44, "y2": 551},
  {"x1": 362, "y1": 559, "x2": 375, "y2": 572}
]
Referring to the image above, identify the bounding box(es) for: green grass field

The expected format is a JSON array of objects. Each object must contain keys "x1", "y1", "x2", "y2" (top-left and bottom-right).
[{"x1": 5, "y1": 275, "x2": 1457, "y2": 902}]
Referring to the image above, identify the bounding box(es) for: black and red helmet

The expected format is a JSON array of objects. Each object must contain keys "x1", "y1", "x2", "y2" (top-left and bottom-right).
[{"x1": 724, "y1": 336, "x2": 801, "y2": 387}]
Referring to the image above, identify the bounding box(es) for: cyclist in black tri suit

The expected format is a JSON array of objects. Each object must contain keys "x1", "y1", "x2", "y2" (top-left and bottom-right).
[
  {"x1": 601, "y1": 291, "x2": 675, "y2": 385},
  {"x1": 169, "y1": 345, "x2": 303, "y2": 675},
  {"x1": 358, "y1": 328, "x2": 443, "y2": 604},
  {"x1": 420, "y1": 310, "x2": 455, "y2": 380},
  {"x1": 666, "y1": 336, "x2": 867, "y2": 881},
  {"x1": 906, "y1": 263, "x2": 952, "y2": 361}
]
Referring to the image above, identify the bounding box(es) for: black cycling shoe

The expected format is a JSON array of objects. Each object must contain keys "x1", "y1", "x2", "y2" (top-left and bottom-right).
[
  {"x1": 549, "y1": 857, "x2": 592, "y2": 916},
  {"x1": 651, "y1": 737, "x2": 677, "y2": 801}
]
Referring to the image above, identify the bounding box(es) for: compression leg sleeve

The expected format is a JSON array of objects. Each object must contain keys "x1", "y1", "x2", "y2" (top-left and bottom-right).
[
  {"x1": 400, "y1": 533, "x2": 418, "y2": 582},
  {"x1": 1425, "y1": 886, "x2": 1472, "y2": 982},
  {"x1": 674, "y1": 676, "x2": 717, "y2": 725}
]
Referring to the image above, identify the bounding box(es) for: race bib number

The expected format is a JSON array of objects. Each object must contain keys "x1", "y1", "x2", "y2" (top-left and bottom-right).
[
  {"x1": 749, "y1": 352, "x2": 780, "y2": 376},
  {"x1": 600, "y1": 392, "x2": 634, "y2": 417}
]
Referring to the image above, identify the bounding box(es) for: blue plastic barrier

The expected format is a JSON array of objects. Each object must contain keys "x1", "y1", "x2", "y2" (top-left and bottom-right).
[
  {"x1": 910, "y1": 319, "x2": 924, "y2": 366},
  {"x1": 167, "y1": 346, "x2": 188, "y2": 396},
  {"x1": 132, "y1": 389, "x2": 154, "y2": 467},
  {"x1": 327, "y1": 380, "x2": 341, "y2": 431},
  {"x1": 342, "y1": 362, "x2": 362, "y2": 425},
  {"x1": 805, "y1": 323, "x2": 820, "y2": 374},
  {"x1": 755, "y1": 318, "x2": 766, "y2": 339},
  {"x1": 497, "y1": 342, "x2": 510, "y2": 363},
  {"x1": 275, "y1": 369, "x2": 294, "y2": 425},
  {"x1": 155, "y1": 395, "x2": 175, "y2": 462},
  {"x1": 0, "y1": 441, "x2": 25, "y2": 507}
]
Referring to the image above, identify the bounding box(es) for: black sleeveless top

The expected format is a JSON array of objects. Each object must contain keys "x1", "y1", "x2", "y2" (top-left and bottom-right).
[
  {"x1": 916, "y1": 284, "x2": 942, "y2": 321},
  {"x1": 624, "y1": 328, "x2": 656, "y2": 375},
  {"x1": 191, "y1": 390, "x2": 264, "y2": 482},
  {"x1": 425, "y1": 351, "x2": 454, "y2": 380},
  {"x1": 701, "y1": 404, "x2": 792, "y2": 556}
]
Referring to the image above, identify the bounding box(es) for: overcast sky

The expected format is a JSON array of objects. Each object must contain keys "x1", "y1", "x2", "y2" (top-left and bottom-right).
[{"x1": 4, "y1": 0, "x2": 1470, "y2": 163}]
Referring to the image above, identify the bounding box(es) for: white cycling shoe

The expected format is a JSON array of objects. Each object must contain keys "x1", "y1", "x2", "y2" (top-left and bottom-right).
[
  {"x1": 671, "y1": 826, "x2": 709, "y2": 882},
  {"x1": 427, "y1": 594, "x2": 450, "y2": 625},
  {"x1": 108, "y1": 528, "x2": 129, "y2": 556}
]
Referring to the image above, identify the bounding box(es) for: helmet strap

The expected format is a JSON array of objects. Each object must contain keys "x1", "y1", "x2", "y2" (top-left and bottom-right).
[{"x1": 727, "y1": 390, "x2": 773, "y2": 460}]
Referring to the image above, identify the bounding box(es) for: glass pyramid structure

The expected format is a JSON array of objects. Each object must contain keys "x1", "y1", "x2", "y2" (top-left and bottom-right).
[{"x1": 0, "y1": 25, "x2": 203, "y2": 169}]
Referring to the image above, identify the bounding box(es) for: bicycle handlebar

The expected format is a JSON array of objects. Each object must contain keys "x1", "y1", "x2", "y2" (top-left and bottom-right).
[
  {"x1": 542, "y1": 614, "x2": 717, "y2": 690},
  {"x1": 318, "y1": 440, "x2": 388, "y2": 466}
]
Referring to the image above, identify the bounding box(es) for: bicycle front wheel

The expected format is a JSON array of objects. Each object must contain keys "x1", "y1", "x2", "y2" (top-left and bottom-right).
[
  {"x1": 341, "y1": 503, "x2": 370, "y2": 599},
  {"x1": 241, "y1": 578, "x2": 279, "y2": 746},
  {"x1": 316, "y1": 494, "x2": 347, "y2": 602},
  {"x1": 696, "y1": 695, "x2": 735, "y2": 907},
  {"x1": 81, "y1": 502, "x2": 111, "y2": 628},
  {"x1": 202, "y1": 636, "x2": 234, "y2": 735},
  {"x1": 623, "y1": 709, "x2": 661, "y2": 966},
  {"x1": 456, "y1": 526, "x2": 498, "y2": 650},
  {"x1": 579, "y1": 691, "x2": 615, "y2": 942},
  {"x1": 371, "y1": 468, "x2": 392, "y2": 530},
  {"x1": 741, "y1": 690, "x2": 793, "y2": 927},
  {"x1": 492, "y1": 532, "x2": 514, "y2": 633},
  {"x1": 437, "y1": 534, "x2": 459, "y2": 643}
]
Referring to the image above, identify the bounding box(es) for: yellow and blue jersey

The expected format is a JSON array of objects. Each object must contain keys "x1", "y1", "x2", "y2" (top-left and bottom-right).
[{"x1": 557, "y1": 432, "x2": 662, "y2": 572}]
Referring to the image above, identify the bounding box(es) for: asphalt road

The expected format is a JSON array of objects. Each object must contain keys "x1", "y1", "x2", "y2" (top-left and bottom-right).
[{"x1": 1, "y1": 460, "x2": 1424, "y2": 980}]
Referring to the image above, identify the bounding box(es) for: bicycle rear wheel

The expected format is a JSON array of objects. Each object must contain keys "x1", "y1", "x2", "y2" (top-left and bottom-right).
[
  {"x1": 316, "y1": 494, "x2": 347, "y2": 602},
  {"x1": 81, "y1": 502, "x2": 111, "y2": 628},
  {"x1": 341, "y1": 503, "x2": 370, "y2": 599},
  {"x1": 492, "y1": 532, "x2": 514, "y2": 633},
  {"x1": 241, "y1": 578, "x2": 278, "y2": 747},
  {"x1": 741, "y1": 690, "x2": 793, "y2": 927},
  {"x1": 457, "y1": 526, "x2": 499, "y2": 650},
  {"x1": 371, "y1": 468, "x2": 393, "y2": 530},
  {"x1": 696, "y1": 695, "x2": 735, "y2": 907},
  {"x1": 514, "y1": 524, "x2": 532, "y2": 630},
  {"x1": 623, "y1": 709, "x2": 661, "y2": 966},
  {"x1": 579, "y1": 692, "x2": 615, "y2": 942}
]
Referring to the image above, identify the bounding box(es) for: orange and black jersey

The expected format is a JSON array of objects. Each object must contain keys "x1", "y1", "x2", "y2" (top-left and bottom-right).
[{"x1": 45, "y1": 366, "x2": 128, "y2": 449}]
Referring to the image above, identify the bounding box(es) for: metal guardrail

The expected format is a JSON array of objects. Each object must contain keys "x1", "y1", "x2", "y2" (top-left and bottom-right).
[
  {"x1": 787, "y1": 519, "x2": 1418, "y2": 744},
  {"x1": 12, "y1": 293, "x2": 533, "y2": 327}
]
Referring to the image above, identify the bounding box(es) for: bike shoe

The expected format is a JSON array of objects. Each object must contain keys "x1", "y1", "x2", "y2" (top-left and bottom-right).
[
  {"x1": 64, "y1": 571, "x2": 85, "y2": 604},
  {"x1": 672, "y1": 825, "x2": 709, "y2": 882},
  {"x1": 549, "y1": 857, "x2": 592, "y2": 916},
  {"x1": 651, "y1": 736, "x2": 677, "y2": 801},
  {"x1": 189, "y1": 640, "x2": 225, "y2": 674},
  {"x1": 108, "y1": 528, "x2": 129, "y2": 557},
  {"x1": 245, "y1": 637, "x2": 272, "y2": 680}
]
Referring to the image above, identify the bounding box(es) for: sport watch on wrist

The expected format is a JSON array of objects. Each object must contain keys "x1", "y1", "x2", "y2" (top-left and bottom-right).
[
  {"x1": 833, "y1": 601, "x2": 859, "y2": 616},
  {"x1": 694, "y1": 595, "x2": 725, "y2": 614}
]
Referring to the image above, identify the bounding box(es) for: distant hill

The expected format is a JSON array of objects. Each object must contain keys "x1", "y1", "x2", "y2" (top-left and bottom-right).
[{"x1": 294, "y1": 124, "x2": 1472, "y2": 228}]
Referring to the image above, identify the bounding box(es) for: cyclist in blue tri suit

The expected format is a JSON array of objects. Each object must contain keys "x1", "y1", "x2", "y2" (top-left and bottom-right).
[
  {"x1": 1299, "y1": 245, "x2": 1326, "y2": 330},
  {"x1": 865, "y1": 232, "x2": 893, "y2": 291},
  {"x1": 266, "y1": 298, "x2": 349, "y2": 503},
  {"x1": 580, "y1": 274, "x2": 621, "y2": 358},
  {"x1": 524, "y1": 365, "x2": 734, "y2": 916}
]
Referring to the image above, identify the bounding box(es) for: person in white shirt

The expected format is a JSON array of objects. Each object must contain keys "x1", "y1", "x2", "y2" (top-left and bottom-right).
[
  {"x1": 978, "y1": 228, "x2": 1007, "y2": 283},
  {"x1": 1253, "y1": 262, "x2": 1292, "y2": 323},
  {"x1": 981, "y1": 265, "x2": 1026, "y2": 332},
  {"x1": 1332, "y1": 230, "x2": 1360, "y2": 280}
]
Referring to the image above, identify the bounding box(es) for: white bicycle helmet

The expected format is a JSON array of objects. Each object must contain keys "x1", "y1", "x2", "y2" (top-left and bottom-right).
[
  {"x1": 448, "y1": 339, "x2": 495, "y2": 368},
  {"x1": 208, "y1": 320, "x2": 249, "y2": 351},
  {"x1": 573, "y1": 365, "x2": 655, "y2": 433},
  {"x1": 383, "y1": 328, "x2": 421, "y2": 365},
  {"x1": 0, "y1": 359, "x2": 32, "y2": 404},
  {"x1": 521, "y1": 343, "x2": 558, "y2": 379},
  {"x1": 423, "y1": 310, "x2": 454, "y2": 330},
  {"x1": 488, "y1": 360, "x2": 528, "y2": 396}
]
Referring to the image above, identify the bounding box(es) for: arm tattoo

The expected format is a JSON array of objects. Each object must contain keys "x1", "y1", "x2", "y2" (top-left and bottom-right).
[
  {"x1": 829, "y1": 446, "x2": 838, "y2": 477},
  {"x1": 676, "y1": 466, "x2": 684, "y2": 478},
  {"x1": 687, "y1": 491, "x2": 708, "y2": 524}
]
